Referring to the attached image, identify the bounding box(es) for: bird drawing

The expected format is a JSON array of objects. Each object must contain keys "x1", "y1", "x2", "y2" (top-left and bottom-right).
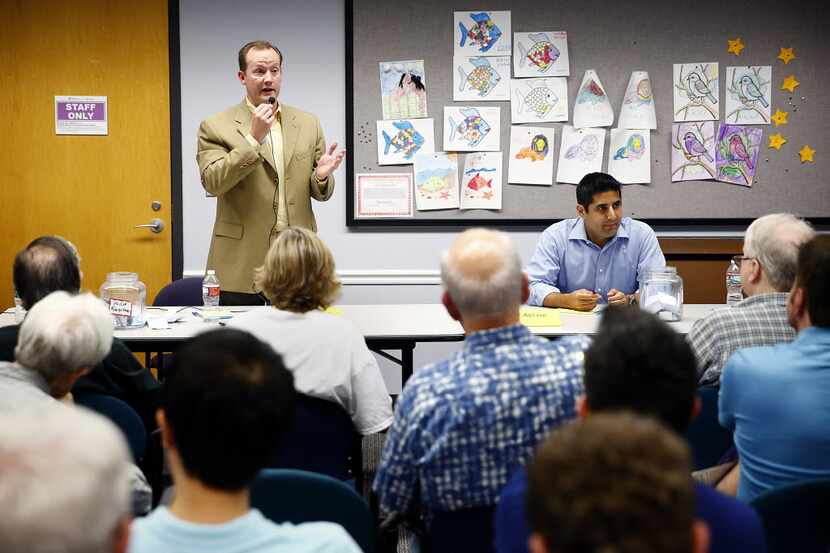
[
  {"x1": 686, "y1": 72, "x2": 717, "y2": 104},
  {"x1": 738, "y1": 75, "x2": 768, "y2": 108},
  {"x1": 728, "y1": 133, "x2": 754, "y2": 169},
  {"x1": 682, "y1": 132, "x2": 712, "y2": 162}
]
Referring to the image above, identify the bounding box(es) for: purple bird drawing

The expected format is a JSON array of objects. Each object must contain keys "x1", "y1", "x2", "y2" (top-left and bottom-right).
[
  {"x1": 683, "y1": 132, "x2": 712, "y2": 162},
  {"x1": 728, "y1": 133, "x2": 753, "y2": 169}
]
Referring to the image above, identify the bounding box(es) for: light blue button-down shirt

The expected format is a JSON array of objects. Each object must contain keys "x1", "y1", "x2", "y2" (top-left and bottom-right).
[{"x1": 526, "y1": 217, "x2": 665, "y2": 306}]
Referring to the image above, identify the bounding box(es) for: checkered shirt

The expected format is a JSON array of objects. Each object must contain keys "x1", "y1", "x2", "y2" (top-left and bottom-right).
[
  {"x1": 373, "y1": 324, "x2": 589, "y2": 516},
  {"x1": 687, "y1": 293, "x2": 796, "y2": 386}
]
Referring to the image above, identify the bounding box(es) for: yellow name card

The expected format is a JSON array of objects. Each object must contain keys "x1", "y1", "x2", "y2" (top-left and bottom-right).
[
  {"x1": 520, "y1": 306, "x2": 562, "y2": 327},
  {"x1": 324, "y1": 306, "x2": 344, "y2": 316}
]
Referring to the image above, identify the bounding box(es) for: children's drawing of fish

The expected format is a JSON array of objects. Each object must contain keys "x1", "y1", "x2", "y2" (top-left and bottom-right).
[
  {"x1": 466, "y1": 172, "x2": 493, "y2": 191},
  {"x1": 613, "y1": 133, "x2": 646, "y2": 160},
  {"x1": 458, "y1": 12, "x2": 503, "y2": 53},
  {"x1": 458, "y1": 58, "x2": 501, "y2": 97},
  {"x1": 382, "y1": 121, "x2": 425, "y2": 159},
  {"x1": 448, "y1": 108, "x2": 491, "y2": 148},
  {"x1": 418, "y1": 175, "x2": 449, "y2": 194},
  {"x1": 576, "y1": 79, "x2": 606, "y2": 105},
  {"x1": 518, "y1": 86, "x2": 559, "y2": 118},
  {"x1": 565, "y1": 134, "x2": 599, "y2": 161},
  {"x1": 518, "y1": 33, "x2": 560, "y2": 73},
  {"x1": 515, "y1": 134, "x2": 549, "y2": 161}
]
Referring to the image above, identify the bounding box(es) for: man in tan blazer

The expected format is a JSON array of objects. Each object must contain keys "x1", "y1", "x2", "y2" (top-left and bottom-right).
[{"x1": 197, "y1": 40, "x2": 345, "y2": 305}]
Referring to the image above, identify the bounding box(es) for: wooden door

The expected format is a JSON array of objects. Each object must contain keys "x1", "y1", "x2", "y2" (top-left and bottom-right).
[{"x1": 0, "y1": 0, "x2": 172, "y2": 308}]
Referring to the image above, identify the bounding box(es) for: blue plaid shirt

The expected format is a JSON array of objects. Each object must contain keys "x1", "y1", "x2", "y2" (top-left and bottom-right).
[{"x1": 373, "y1": 324, "x2": 589, "y2": 515}]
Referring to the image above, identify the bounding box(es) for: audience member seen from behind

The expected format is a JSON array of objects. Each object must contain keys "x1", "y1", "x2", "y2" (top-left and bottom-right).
[
  {"x1": 229, "y1": 227, "x2": 393, "y2": 435},
  {"x1": 0, "y1": 235, "x2": 160, "y2": 428},
  {"x1": 0, "y1": 407, "x2": 133, "y2": 553},
  {"x1": 374, "y1": 228, "x2": 589, "y2": 522},
  {"x1": 687, "y1": 213, "x2": 814, "y2": 385},
  {"x1": 128, "y1": 328, "x2": 362, "y2": 553},
  {"x1": 719, "y1": 235, "x2": 830, "y2": 501},
  {"x1": 495, "y1": 306, "x2": 766, "y2": 553},
  {"x1": 526, "y1": 413, "x2": 709, "y2": 553}
]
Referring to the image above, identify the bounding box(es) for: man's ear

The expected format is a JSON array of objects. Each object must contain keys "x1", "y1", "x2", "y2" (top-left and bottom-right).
[
  {"x1": 442, "y1": 291, "x2": 462, "y2": 322},
  {"x1": 521, "y1": 273, "x2": 530, "y2": 304},
  {"x1": 528, "y1": 533, "x2": 551, "y2": 553},
  {"x1": 237, "y1": 70, "x2": 246, "y2": 85},
  {"x1": 691, "y1": 519, "x2": 711, "y2": 553},
  {"x1": 690, "y1": 395, "x2": 702, "y2": 424},
  {"x1": 748, "y1": 259, "x2": 763, "y2": 285},
  {"x1": 156, "y1": 409, "x2": 174, "y2": 449},
  {"x1": 576, "y1": 204, "x2": 586, "y2": 218},
  {"x1": 113, "y1": 517, "x2": 131, "y2": 553},
  {"x1": 576, "y1": 394, "x2": 590, "y2": 420}
]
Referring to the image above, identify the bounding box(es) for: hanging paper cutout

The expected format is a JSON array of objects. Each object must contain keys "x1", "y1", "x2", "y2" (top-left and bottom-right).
[
  {"x1": 573, "y1": 69, "x2": 614, "y2": 128},
  {"x1": 508, "y1": 125, "x2": 555, "y2": 185},
  {"x1": 376, "y1": 118, "x2": 435, "y2": 165},
  {"x1": 443, "y1": 106, "x2": 500, "y2": 152},
  {"x1": 725, "y1": 66, "x2": 772, "y2": 125},
  {"x1": 618, "y1": 71, "x2": 656, "y2": 130},
  {"x1": 556, "y1": 125, "x2": 605, "y2": 184},
  {"x1": 460, "y1": 152, "x2": 502, "y2": 209},
  {"x1": 453, "y1": 56, "x2": 510, "y2": 101},
  {"x1": 378, "y1": 60, "x2": 428, "y2": 120},
  {"x1": 414, "y1": 152, "x2": 460, "y2": 210},
  {"x1": 513, "y1": 31, "x2": 569, "y2": 77},
  {"x1": 671, "y1": 122, "x2": 716, "y2": 182},
  {"x1": 510, "y1": 78, "x2": 568, "y2": 123},
  {"x1": 607, "y1": 129, "x2": 651, "y2": 184},
  {"x1": 453, "y1": 11, "x2": 512, "y2": 57},
  {"x1": 716, "y1": 124, "x2": 762, "y2": 187},
  {"x1": 673, "y1": 62, "x2": 719, "y2": 122}
]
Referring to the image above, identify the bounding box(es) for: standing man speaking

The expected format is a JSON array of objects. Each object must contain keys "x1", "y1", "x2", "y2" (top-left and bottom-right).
[{"x1": 198, "y1": 40, "x2": 345, "y2": 305}]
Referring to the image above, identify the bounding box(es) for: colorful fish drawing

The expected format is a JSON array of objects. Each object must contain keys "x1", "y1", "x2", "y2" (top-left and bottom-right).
[
  {"x1": 448, "y1": 108, "x2": 492, "y2": 148},
  {"x1": 625, "y1": 78, "x2": 652, "y2": 105},
  {"x1": 382, "y1": 121, "x2": 425, "y2": 159},
  {"x1": 518, "y1": 33, "x2": 560, "y2": 73},
  {"x1": 613, "y1": 133, "x2": 646, "y2": 161},
  {"x1": 458, "y1": 58, "x2": 501, "y2": 97},
  {"x1": 419, "y1": 175, "x2": 450, "y2": 194},
  {"x1": 458, "y1": 12, "x2": 503, "y2": 53},
  {"x1": 466, "y1": 172, "x2": 493, "y2": 191},
  {"x1": 576, "y1": 79, "x2": 606, "y2": 105},
  {"x1": 518, "y1": 86, "x2": 558, "y2": 118},
  {"x1": 565, "y1": 135, "x2": 599, "y2": 161},
  {"x1": 516, "y1": 134, "x2": 549, "y2": 161}
]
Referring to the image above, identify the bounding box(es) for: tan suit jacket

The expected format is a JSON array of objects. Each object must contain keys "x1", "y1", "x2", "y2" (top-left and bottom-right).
[{"x1": 197, "y1": 101, "x2": 334, "y2": 293}]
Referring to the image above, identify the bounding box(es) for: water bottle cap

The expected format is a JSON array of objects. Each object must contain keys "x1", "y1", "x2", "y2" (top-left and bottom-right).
[{"x1": 207, "y1": 270, "x2": 215, "y2": 275}]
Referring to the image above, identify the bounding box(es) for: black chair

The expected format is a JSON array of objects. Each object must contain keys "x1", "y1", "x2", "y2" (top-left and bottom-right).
[
  {"x1": 152, "y1": 277, "x2": 203, "y2": 307},
  {"x1": 429, "y1": 506, "x2": 495, "y2": 553},
  {"x1": 685, "y1": 386, "x2": 734, "y2": 470},
  {"x1": 252, "y1": 468, "x2": 376, "y2": 553},
  {"x1": 74, "y1": 393, "x2": 147, "y2": 461},
  {"x1": 269, "y1": 394, "x2": 363, "y2": 489},
  {"x1": 750, "y1": 478, "x2": 830, "y2": 553}
]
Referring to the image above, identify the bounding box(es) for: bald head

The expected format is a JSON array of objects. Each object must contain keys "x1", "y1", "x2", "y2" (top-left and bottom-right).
[
  {"x1": 440, "y1": 229, "x2": 524, "y2": 319},
  {"x1": 13, "y1": 236, "x2": 82, "y2": 310},
  {"x1": 744, "y1": 213, "x2": 814, "y2": 292}
]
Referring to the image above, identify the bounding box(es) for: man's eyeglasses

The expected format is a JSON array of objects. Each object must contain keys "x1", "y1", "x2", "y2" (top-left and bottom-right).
[{"x1": 732, "y1": 255, "x2": 756, "y2": 264}]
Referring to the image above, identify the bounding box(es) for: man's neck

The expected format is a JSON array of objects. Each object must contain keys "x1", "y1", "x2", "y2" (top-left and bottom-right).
[
  {"x1": 583, "y1": 226, "x2": 613, "y2": 248},
  {"x1": 169, "y1": 472, "x2": 250, "y2": 524},
  {"x1": 461, "y1": 311, "x2": 520, "y2": 334}
]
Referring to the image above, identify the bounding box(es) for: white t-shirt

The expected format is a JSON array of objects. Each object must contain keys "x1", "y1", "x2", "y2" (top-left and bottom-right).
[
  {"x1": 128, "y1": 507, "x2": 361, "y2": 553},
  {"x1": 229, "y1": 307, "x2": 393, "y2": 434}
]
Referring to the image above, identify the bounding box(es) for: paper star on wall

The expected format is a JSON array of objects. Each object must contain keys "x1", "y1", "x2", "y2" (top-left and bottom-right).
[
  {"x1": 782, "y1": 75, "x2": 800, "y2": 92},
  {"x1": 727, "y1": 38, "x2": 745, "y2": 56},
  {"x1": 799, "y1": 145, "x2": 815, "y2": 163},
  {"x1": 777, "y1": 47, "x2": 796, "y2": 64},
  {"x1": 768, "y1": 134, "x2": 787, "y2": 150},
  {"x1": 771, "y1": 109, "x2": 789, "y2": 126}
]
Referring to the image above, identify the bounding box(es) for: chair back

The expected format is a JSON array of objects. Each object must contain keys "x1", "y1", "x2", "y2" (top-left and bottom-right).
[
  {"x1": 429, "y1": 506, "x2": 495, "y2": 553},
  {"x1": 74, "y1": 393, "x2": 147, "y2": 461},
  {"x1": 251, "y1": 468, "x2": 375, "y2": 553},
  {"x1": 269, "y1": 394, "x2": 362, "y2": 484},
  {"x1": 685, "y1": 386, "x2": 734, "y2": 470},
  {"x1": 152, "y1": 277, "x2": 203, "y2": 306},
  {"x1": 750, "y1": 478, "x2": 830, "y2": 553}
]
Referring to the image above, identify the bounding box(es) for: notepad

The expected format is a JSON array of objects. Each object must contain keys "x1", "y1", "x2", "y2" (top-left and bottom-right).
[{"x1": 520, "y1": 306, "x2": 562, "y2": 327}]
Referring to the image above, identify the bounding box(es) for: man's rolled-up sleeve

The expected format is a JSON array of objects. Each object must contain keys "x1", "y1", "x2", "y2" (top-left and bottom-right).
[{"x1": 526, "y1": 231, "x2": 562, "y2": 306}]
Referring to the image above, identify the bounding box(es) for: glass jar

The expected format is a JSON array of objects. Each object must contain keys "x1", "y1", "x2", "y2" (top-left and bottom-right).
[
  {"x1": 639, "y1": 267, "x2": 684, "y2": 322},
  {"x1": 100, "y1": 272, "x2": 147, "y2": 329}
]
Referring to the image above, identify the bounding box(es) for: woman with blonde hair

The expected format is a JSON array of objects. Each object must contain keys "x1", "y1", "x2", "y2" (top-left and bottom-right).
[{"x1": 229, "y1": 228, "x2": 393, "y2": 435}]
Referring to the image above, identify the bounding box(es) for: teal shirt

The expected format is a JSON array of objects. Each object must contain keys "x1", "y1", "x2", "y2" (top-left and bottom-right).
[
  {"x1": 719, "y1": 327, "x2": 830, "y2": 502},
  {"x1": 128, "y1": 507, "x2": 361, "y2": 553}
]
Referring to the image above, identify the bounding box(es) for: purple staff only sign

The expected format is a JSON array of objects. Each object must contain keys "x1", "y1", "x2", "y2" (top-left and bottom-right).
[{"x1": 55, "y1": 95, "x2": 108, "y2": 135}]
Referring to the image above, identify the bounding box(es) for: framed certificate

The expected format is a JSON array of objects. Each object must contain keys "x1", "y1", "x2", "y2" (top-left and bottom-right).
[{"x1": 355, "y1": 173, "x2": 413, "y2": 218}]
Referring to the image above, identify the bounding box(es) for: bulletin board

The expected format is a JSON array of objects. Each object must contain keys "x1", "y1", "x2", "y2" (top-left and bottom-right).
[{"x1": 345, "y1": 0, "x2": 830, "y2": 227}]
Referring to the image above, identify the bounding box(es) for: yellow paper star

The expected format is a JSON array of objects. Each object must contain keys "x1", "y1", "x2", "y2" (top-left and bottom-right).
[
  {"x1": 799, "y1": 145, "x2": 815, "y2": 163},
  {"x1": 778, "y1": 47, "x2": 796, "y2": 64},
  {"x1": 782, "y1": 75, "x2": 800, "y2": 92},
  {"x1": 771, "y1": 109, "x2": 789, "y2": 126},
  {"x1": 768, "y1": 134, "x2": 787, "y2": 150},
  {"x1": 727, "y1": 38, "x2": 745, "y2": 56}
]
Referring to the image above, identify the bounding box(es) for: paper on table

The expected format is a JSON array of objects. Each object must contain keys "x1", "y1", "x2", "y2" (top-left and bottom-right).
[
  {"x1": 520, "y1": 306, "x2": 562, "y2": 327},
  {"x1": 324, "y1": 306, "x2": 343, "y2": 316}
]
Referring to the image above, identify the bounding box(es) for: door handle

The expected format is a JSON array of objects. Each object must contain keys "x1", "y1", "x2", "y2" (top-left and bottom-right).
[{"x1": 134, "y1": 218, "x2": 165, "y2": 234}]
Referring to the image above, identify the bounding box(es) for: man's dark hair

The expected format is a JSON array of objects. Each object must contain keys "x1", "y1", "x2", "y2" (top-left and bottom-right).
[
  {"x1": 162, "y1": 328, "x2": 295, "y2": 491},
  {"x1": 584, "y1": 306, "x2": 698, "y2": 434},
  {"x1": 527, "y1": 412, "x2": 694, "y2": 553},
  {"x1": 795, "y1": 235, "x2": 830, "y2": 327},
  {"x1": 13, "y1": 236, "x2": 81, "y2": 310},
  {"x1": 238, "y1": 40, "x2": 283, "y2": 71},
  {"x1": 576, "y1": 172, "x2": 622, "y2": 209}
]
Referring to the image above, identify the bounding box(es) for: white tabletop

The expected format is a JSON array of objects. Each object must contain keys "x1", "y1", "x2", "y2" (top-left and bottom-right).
[{"x1": 1, "y1": 304, "x2": 721, "y2": 344}]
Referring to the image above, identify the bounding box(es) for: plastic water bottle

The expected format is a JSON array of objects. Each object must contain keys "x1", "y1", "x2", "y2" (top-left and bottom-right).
[
  {"x1": 202, "y1": 270, "x2": 220, "y2": 307},
  {"x1": 725, "y1": 258, "x2": 742, "y2": 306}
]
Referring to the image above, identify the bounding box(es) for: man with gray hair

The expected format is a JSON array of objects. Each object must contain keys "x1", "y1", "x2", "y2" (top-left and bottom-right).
[
  {"x1": 0, "y1": 407, "x2": 133, "y2": 553},
  {"x1": 374, "y1": 228, "x2": 589, "y2": 525},
  {"x1": 687, "y1": 213, "x2": 814, "y2": 385}
]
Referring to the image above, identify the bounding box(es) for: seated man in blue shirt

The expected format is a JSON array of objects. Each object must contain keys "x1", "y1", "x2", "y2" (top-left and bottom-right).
[
  {"x1": 495, "y1": 307, "x2": 766, "y2": 553},
  {"x1": 719, "y1": 235, "x2": 830, "y2": 502},
  {"x1": 526, "y1": 172, "x2": 665, "y2": 311}
]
